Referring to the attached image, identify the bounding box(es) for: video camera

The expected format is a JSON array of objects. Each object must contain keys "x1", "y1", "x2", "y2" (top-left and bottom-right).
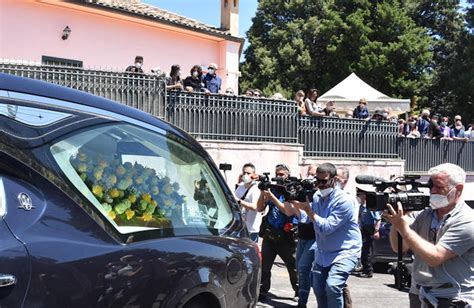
[
  {"x1": 355, "y1": 175, "x2": 431, "y2": 211},
  {"x1": 257, "y1": 172, "x2": 317, "y2": 202}
]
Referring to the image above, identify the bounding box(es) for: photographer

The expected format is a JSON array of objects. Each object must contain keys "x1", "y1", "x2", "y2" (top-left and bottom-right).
[
  {"x1": 234, "y1": 163, "x2": 261, "y2": 242},
  {"x1": 291, "y1": 163, "x2": 362, "y2": 308},
  {"x1": 257, "y1": 163, "x2": 298, "y2": 302},
  {"x1": 385, "y1": 163, "x2": 473, "y2": 307}
]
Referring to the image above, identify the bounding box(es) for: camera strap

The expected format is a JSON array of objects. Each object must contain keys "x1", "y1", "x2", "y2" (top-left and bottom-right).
[{"x1": 240, "y1": 183, "x2": 256, "y2": 201}]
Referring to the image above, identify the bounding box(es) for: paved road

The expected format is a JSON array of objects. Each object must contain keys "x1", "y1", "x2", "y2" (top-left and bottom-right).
[{"x1": 257, "y1": 258, "x2": 410, "y2": 307}]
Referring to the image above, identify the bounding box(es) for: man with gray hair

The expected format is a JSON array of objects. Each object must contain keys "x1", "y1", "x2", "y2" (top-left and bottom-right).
[{"x1": 385, "y1": 163, "x2": 473, "y2": 307}]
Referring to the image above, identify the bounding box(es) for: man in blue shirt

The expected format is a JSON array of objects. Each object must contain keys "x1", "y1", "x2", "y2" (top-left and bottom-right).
[
  {"x1": 202, "y1": 62, "x2": 222, "y2": 94},
  {"x1": 291, "y1": 163, "x2": 362, "y2": 308},
  {"x1": 257, "y1": 163, "x2": 299, "y2": 303},
  {"x1": 417, "y1": 110, "x2": 430, "y2": 138}
]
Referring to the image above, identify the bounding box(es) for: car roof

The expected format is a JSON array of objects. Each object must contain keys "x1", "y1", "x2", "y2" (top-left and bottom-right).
[{"x1": 0, "y1": 73, "x2": 206, "y2": 155}]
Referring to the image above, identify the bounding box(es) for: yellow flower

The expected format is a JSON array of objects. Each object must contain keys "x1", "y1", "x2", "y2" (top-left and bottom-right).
[
  {"x1": 78, "y1": 152, "x2": 87, "y2": 161},
  {"x1": 116, "y1": 165, "x2": 126, "y2": 176},
  {"x1": 125, "y1": 209, "x2": 135, "y2": 220},
  {"x1": 98, "y1": 159, "x2": 108, "y2": 169},
  {"x1": 109, "y1": 188, "x2": 120, "y2": 198},
  {"x1": 107, "y1": 174, "x2": 117, "y2": 185},
  {"x1": 92, "y1": 185, "x2": 103, "y2": 196},
  {"x1": 77, "y1": 163, "x2": 88, "y2": 173},
  {"x1": 142, "y1": 193, "x2": 152, "y2": 203},
  {"x1": 94, "y1": 169, "x2": 103, "y2": 181},
  {"x1": 142, "y1": 212, "x2": 153, "y2": 222},
  {"x1": 128, "y1": 194, "x2": 137, "y2": 203},
  {"x1": 108, "y1": 210, "x2": 116, "y2": 219}
]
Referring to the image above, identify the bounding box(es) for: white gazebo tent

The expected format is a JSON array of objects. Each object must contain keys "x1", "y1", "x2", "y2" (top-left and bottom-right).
[{"x1": 318, "y1": 73, "x2": 411, "y2": 116}]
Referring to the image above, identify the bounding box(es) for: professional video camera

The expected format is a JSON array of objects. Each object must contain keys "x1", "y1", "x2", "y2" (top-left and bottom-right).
[
  {"x1": 355, "y1": 175, "x2": 431, "y2": 211},
  {"x1": 257, "y1": 173, "x2": 317, "y2": 202}
]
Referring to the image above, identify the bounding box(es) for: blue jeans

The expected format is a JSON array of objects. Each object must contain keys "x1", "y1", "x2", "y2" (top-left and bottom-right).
[
  {"x1": 296, "y1": 238, "x2": 315, "y2": 305},
  {"x1": 312, "y1": 256, "x2": 357, "y2": 308}
]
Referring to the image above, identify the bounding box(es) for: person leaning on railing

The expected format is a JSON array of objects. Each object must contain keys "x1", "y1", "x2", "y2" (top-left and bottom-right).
[
  {"x1": 165, "y1": 64, "x2": 183, "y2": 91},
  {"x1": 183, "y1": 65, "x2": 205, "y2": 93},
  {"x1": 352, "y1": 98, "x2": 370, "y2": 120},
  {"x1": 304, "y1": 88, "x2": 325, "y2": 117},
  {"x1": 295, "y1": 90, "x2": 307, "y2": 116}
]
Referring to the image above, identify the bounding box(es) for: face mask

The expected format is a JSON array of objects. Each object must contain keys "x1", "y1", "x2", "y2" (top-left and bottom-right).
[
  {"x1": 320, "y1": 187, "x2": 334, "y2": 198},
  {"x1": 441, "y1": 122, "x2": 447, "y2": 127},
  {"x1": 430, "y1": 187, "x2": 455, "y2": 210},
  {"x1": 208, "y1": 68, "x2": 215, "y2": 75},
  {"x1": 335, "y1": 181, "x2": 342, "y2": 189},
  {"x1": 192, "y1": 71, "x2": 199, "y2": 77},
  {"x1": 176, "y1": 71, "x2": 181, "y2": 77},
  {"x1": 455, "y1": 126, "x2": 462, "y2": 130},
  {"x1": 306, "y1": 175, "x2": 314, "y2": 180},
  {"x1": 242, "y1": 174, "x2": 252, "y2": 184},
  {"x1": 135, "y1": 62, "x2": 142, "y2": 68},
  {"x1": 383, "y1": 112, "x2": 389, "y2": 118}
]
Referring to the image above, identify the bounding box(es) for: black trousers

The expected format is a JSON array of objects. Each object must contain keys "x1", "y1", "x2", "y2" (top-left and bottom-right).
[
  {"x1": 260, "y1": 232, "x2": 298, "y2": 295},
  {"x1": 361, "y1": 226, "x2": 375, "y2": 274}
]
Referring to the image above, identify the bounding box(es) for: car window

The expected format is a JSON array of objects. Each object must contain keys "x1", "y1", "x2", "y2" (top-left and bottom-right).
[{"x1": 50, "y1": 123, "x2": 233, "y2": 235}]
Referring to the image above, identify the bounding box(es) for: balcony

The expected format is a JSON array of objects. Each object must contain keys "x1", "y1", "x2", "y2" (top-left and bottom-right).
[{"x1": 1, "y1": 63, "x2": 472, "y2": 173}]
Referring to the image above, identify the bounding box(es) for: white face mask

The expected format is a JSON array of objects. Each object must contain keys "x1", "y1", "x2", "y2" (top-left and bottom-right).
[
  {"x1": 208, "y1": 68, "x2": 215, "y2": 75},
  {"x1": 176, "y1": 71, "x2": 181, "y2": 77},
  {"x1": 192, "y1": 71, "x2": 199, "y2": 77},
  {"x1": 135, "y1": 62, "x2": 142, "y2": 68},
  {"x1": 242, "y1": 174, "x2": 252, "y2": 184},
  {"x1": 430, "y1": 187, "x2": 455, "y2": 210},
  {"x1": 320, "y1": 187, "x2": 334, "y2": 198}
]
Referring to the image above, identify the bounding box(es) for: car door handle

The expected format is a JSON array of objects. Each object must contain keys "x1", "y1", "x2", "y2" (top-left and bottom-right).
[{"x1": 0, "y1": 274, "x2": 16, "y2": 287}]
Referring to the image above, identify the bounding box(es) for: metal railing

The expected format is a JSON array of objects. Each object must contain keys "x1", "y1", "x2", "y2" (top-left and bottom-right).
[
  {"x1": 0, "y1": 62, "x2": 166, "y2": 118},
  {"x1": 1, "y1": 63, "x2": 472, "y2": 172},
  {"x1": 166, "y1": 91, "x2": 299, "y2": 143},
  {"x1": 399, "y1": 138, "x2": 474, "y2": 173},
  {"x1": 299, "y1": 116, "x2": 399, "y2": 158}
]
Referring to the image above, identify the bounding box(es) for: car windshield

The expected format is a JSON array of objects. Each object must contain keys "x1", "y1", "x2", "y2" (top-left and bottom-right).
[{"x1": 50, "y1": 123, "x2": 233, "y2": 235}]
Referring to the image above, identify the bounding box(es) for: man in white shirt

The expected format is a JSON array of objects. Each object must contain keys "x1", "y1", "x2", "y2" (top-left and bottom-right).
[{"x1": 235, "y1": 163, "x2": 262, "y2": 242}]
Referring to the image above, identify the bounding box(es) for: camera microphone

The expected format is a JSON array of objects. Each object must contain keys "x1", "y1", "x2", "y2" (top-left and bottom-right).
[{"x1": 355, "y1": 175, "x2": 385, "y2": 185}]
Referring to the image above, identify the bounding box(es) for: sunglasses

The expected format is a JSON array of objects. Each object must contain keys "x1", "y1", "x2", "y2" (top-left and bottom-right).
[{"x1": 315, "y1": 177, "x2": 334, "y2": 185}]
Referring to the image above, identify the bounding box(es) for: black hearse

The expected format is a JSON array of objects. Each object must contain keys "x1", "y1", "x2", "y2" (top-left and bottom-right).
[{"x1": 0, "y1": 73, "x2": 260, "y2": 307}]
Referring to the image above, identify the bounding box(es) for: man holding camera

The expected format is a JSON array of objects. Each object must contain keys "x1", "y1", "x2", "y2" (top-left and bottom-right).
[
  {"x1": 234, "y1": 163, "x2": 261, "y2": 242},
  {"x1": 257, "y1": 163, "x2": 298, "y2": 302},
  {"x1": 291, "y1": 163, "x2": 362, "y2": 308},
  {"x1": 386, "y1": 163, "x2": 473, "y2": 307}
]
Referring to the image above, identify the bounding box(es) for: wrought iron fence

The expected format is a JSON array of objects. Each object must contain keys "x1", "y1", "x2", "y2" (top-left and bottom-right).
[
  {"x1": 1, "y1": 63, "x2": 472, "y2": 172},
  {"x1": 399, "y1": 138, "x2": 474, "y2": 173},
  {"x1": 299, "y1": 116, "x2": 399, "y2": 158},
  {"x1": 166, "y1": 91, "x2": 299, "y2": 143},
  {"x1": 0, "y1": 62, "x2": 166, "y2": 118}
]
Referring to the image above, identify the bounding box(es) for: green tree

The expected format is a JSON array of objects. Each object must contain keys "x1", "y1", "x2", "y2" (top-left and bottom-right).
[
  {"x1": 407, "y1": 0, "x2": 472, "y2": 122},
  {"x1": 241, "y1": 0, "x2": 433, "y2": 101}
]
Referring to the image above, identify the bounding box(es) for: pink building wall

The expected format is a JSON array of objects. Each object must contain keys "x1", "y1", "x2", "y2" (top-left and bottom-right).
[{"x1": 0, "y1": 0, "x2": 241, "y2": 92}]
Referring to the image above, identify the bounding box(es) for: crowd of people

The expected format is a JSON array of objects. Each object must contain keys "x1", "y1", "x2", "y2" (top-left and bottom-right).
[
  {"x1": 126, "y1": 56, "x2": 473, "y2": 138},
  {"x1": 233, "y1": 162, "x2": 473, "y2": 308}
]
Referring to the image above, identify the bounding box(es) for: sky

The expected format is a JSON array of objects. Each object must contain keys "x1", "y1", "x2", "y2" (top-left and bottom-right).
[{"x1": 142, "y1": 0, "x2": 259, "y2": 53}]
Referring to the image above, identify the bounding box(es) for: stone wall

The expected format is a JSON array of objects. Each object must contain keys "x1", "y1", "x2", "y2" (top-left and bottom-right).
[{"x1": 200, "y1": 140, "x2": 405, "y2": 193}]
